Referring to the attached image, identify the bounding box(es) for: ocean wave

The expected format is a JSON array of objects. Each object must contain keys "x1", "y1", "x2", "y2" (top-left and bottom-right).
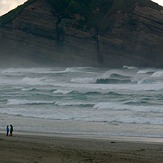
[
  {"x1": 124, "y1": 101, "x2": 149, "y2": 105},
  {"x1": 64, "y1": 67, "x2": 99, "y2": 73},
  {"x1": 137, "y1": 78, "x2": 156, "y2": 84},
  {"x1": 93, "y1": 102, "x2": 122, "y2": 110},
  {"x1": 101, "y1": 69, "x2": 133, "y2": 79},
  {"x1": 111, "y1": 116, "x2": 163, "y2": 125},
  {"x1": 52, "y1": 88, "x2": 122, "y2": 96},
  {"x1": 64, "y1": 67, "x2": 80, "y2": 73},
  {"x1": 21, "y1": 88, "x2": 37, "y2": 91},
  {"x1": 70, "y1": 74, "x2": 131, "y2": 84},
  {"x1": 1, "y1": 67, "x2": 163, "y2": 131},
  {"x1": 95, "y1": 69, "x2": 134, "y2": 84},
  {"x1": 137, "y1": 69, "x2": 156, "y2": 74},
  {"x1": 52, "y1": 89, "x2": 121, "y2": 96},
  {"x1": 7, "y1": 99, "x2": 54, "y2": 105},
  {"x1": 95, "y1": 68, "x2": 163, "y2": 85},
  {"x1": 151, "y1": 70, "x2": 163, "y2": 78},
  {"x1": 70, "y1": 78, "x2": 96, "y2": 84},
  {"x1": 123, "y1": 66, "x2": 138, "y2": 69},
  {"x1": 84, "y1": 91, "x2": 119, "y2": 96},
  {"x1": 55, "y1": 101, "x2": 94, "y2": 107},
  {"x1": 1, "y1": 110, "x2": 163, "y2": 125},
  {"x1": 79, "y1": 91, "x2": 109, "y2": 96},
  {"x1": 52, "y1": 89, "x2": 72, "y2": 95},
  {"x1": 0, "y1": 98, "x2": 8, "y2": 103},
  {"x1": 20, "y1": 77, "x2": 44, "y2": 85},
  {"x1": 110, "y1": 73, "x2": 130, "y2": 79},
  {"x1": 21, "y1": 87, "x2": 56, "y2": 93},
  {"x1": 93, "y1": 102, "x2": 163, "y2": 113},
  {"x1": 2, "y1": 67, "x2": 58, "y2": 74},
  {"x1": 1, "y1": 67, "x2": 76, "y2": 76},
  {"x1": 96, "y1": 78, "x2": 131, "y2": 84}
]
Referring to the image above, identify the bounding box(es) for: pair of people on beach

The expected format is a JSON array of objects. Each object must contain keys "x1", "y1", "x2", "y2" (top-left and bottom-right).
[{"x1": 6, "y1": 125, "x2": 13, "y2": 136}]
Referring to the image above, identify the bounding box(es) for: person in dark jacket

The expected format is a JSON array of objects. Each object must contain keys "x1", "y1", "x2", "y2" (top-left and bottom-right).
[
  {"x1": 6, "y1": 125, "x2": 9, "y2": 136},
  {"x1": 10, "y1": 124, "x2": 13, "y2": 136}
]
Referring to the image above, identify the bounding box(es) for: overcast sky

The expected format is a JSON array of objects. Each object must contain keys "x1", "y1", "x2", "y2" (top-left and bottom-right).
[
  {"x1": 152, "y1": 0, "x2": 163, "y2": 6},
  {"x1": 0, "y1": 0, "x2": 163, "y2": 16},
  {"x1": 0, "y1": 0, "x2": 27, "y2": 16}
]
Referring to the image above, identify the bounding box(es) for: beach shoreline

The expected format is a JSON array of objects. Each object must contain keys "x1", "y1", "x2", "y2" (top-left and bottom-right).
[
  {"x1": 0, "y1": 132, "x2": 163, "y2": 163},
  {"x1": 4, "y1": 130, "x2": 163, "y2": 143}
]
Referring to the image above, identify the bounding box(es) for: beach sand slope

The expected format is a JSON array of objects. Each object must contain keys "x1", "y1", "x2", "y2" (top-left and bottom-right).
[{"x1": 0, "y1": 134, "x2": 163, "y2": 163}]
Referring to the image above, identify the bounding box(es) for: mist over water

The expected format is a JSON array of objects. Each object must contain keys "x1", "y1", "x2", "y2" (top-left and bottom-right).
[{"x1": 0, "y1": 66, "x2": 163, "y2": 138}]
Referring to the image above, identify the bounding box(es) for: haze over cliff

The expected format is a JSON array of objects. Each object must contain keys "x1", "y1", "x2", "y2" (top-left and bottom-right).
[{"x1": 0, "y1": 0, "x2": 163, "y2": 67}]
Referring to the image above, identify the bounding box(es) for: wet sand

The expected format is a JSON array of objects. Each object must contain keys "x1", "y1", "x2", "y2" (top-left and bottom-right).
[{"x1": 0, "y1": 133, "x2": 163, "y2": 163}]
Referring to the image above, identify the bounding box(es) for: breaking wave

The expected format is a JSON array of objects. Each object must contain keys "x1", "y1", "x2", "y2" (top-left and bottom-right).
[{"x1": 0, "y1": 66, "x2": 163, "y2": 137}]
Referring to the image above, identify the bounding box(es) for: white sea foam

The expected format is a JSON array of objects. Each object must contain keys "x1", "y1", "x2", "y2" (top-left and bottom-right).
[
  {"x1": 7, "y1": 99, "x2": 54, "y2": 105},
  {"x1": 151, "y1": 70, "x2": 163, "y2": 78},
  {"x1": 123, "y1": 66, "x2": 137, "y2": 69},
  {"x1": 0, "y1": 67, "x2": 163, "y2": 137},
  {"x1": 21, "y1": 88, "x2": 36, "y2": 91},
  {"x1": 55, "y1": 101, "x2": 94, "y2": 106},
  {"x1": 93, "y1": 102, "x2": 120, "y2": 110},
  {"x1": 64, "y1": 67, "x2": 79, "y2": 73},
  {"x1": 93, "y1": 102, "x2": 163, "y2": 113},
  {"x1": 20, "y1": 77, "x2": 44, "y2": 85},
  {"x1": 52, "y1": 89, "x2": 72, "y2": 94},
  {"x1": 137, "y1": 69, "x2": 156, "y2": 74},
  {"x1": 137, "y1": 78, "x2": 156, "y2": 84},
  {"x1": 70, "y1": 78, "x2": 96, "y2": 84}
]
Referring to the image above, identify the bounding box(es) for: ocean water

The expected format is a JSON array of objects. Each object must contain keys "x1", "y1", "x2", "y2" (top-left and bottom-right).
[{"x1": 0, "y1": 66, "x2": 163, "y2": 138}]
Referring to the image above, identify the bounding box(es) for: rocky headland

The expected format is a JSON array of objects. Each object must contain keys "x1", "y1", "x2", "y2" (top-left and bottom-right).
[{"x1": 0, "y1": 0, "x2": 163, "y2": 67}]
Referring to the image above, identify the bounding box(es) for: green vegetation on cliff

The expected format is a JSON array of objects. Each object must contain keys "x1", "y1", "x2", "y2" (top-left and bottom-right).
[{"x1": 0, "y1": 0, "x2": 162, "y2": 29}]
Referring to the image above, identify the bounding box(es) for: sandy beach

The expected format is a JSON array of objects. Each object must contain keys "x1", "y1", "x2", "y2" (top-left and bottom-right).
[{"x1": 0, "y1": 133, "x2": 163, "y2": 163}]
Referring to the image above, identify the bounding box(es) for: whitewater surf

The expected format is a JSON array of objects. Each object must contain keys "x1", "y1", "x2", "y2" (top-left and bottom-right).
[{"x1": 0, "y1": 66, "x2": 163, "y2": 138}]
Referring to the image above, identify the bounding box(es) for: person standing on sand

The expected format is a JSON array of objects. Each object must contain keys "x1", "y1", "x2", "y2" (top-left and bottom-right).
[
  {"x1": 6, "y1": 125, "x2": 9, "y2": 136},
  {"x1": 10, "y1": 124, "x2": 13, "y2": 136}
]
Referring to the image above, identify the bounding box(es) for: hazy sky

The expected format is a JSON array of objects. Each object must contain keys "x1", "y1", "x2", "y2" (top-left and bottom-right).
[
  {"x1": 152, "y1": 0, "x2": 163, "y2": 6},
  {"x1": 0, "y1": 0, "x2": 163, "y2": 16},
  {"x1": 0, "y1": 0, "x2": 27, "y2": 16}
]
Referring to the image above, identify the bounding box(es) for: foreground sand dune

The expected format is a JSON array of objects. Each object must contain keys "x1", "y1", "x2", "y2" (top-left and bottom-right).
[{"x1": 0, "y1": 133, "x2": 163, "y2": 163}]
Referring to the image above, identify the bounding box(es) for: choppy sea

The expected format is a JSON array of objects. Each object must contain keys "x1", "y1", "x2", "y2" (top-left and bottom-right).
[{"x1": 0, "y1": 66, "x2": 163, "y2": 138}]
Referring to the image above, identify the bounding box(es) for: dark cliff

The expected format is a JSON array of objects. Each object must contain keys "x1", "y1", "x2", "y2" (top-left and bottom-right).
[{"x1": 0, "y1": 0, "x2": 163, "y2": 67}]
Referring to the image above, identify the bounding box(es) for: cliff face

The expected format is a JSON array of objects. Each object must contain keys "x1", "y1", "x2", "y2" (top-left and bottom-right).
[{"x1": 0, "y1": 0, "x2": 163, "y2": 67}]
